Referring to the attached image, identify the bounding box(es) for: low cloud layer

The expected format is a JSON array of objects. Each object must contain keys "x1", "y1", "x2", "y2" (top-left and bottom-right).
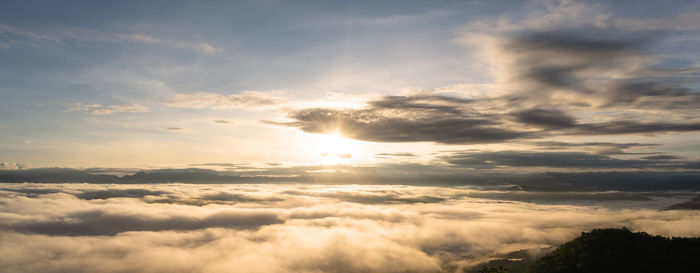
[{"x1": 0, "y1": 183, "x2": 698, "y2": 273}]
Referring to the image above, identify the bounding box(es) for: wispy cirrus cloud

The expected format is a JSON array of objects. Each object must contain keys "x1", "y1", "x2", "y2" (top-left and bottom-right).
[
  {"x1": 165, "y1": 91, "x2": 287, "y2": 109},
  {"x1": 0, "y1": 23, "x2": 220, "y2": 53},
  {"x1": 66, "y1": 102, "x2": 149, "y2": 115}
]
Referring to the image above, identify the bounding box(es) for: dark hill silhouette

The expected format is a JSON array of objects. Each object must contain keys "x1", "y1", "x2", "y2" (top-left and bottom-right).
[{"x1": 526, "y1": 228, "x2": 700, "y2": 273}]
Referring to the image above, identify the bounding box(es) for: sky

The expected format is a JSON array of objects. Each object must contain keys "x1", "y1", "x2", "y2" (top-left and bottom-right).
[{"x1": 0, "y1": 0, "x2": 700, "y2": 189}]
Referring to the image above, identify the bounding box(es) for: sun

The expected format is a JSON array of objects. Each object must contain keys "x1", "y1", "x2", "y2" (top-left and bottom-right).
[{"x1": 311, "y1": 130, "x2": 358, "y2": 164}]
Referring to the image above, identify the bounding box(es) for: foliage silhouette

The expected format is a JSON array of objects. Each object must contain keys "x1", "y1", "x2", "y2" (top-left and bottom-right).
[
  {"x1": 477, "y1": 265, "x2": 509, "y2": 273},
  {"x1": 526, "y1": 228, "x2": 700, "y2": 273}
]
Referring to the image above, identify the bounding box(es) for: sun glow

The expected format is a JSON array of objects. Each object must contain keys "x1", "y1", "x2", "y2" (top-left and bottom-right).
[{"x1": 311, "y1": 130, "x2": 358, "y2": 164}]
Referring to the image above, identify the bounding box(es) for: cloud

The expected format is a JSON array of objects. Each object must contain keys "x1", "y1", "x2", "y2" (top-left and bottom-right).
[
  {"x1": 666, "y1": 195, "x2": 700, "y2": 210},
  {"x1": 269, "y1": 93, "x2": 700, "y2": 144},
  {"x1": 283, "y1": 189, "x2": 446, "y2": 205},
  {"x1": 269, "y1": 14, "x2": 700, "y2": 144},
  {"x1": 570, "y1": 121, "x2": 700, "y2": 135},
  {"x1": 166, "y1": 127, "x2": 188, "y2": 132},
  {"x1": 0, "y1": 23, "x2": 220, "y2": 53},
  {"x1": 10, "y1": 209, "x2": 284, "y2": 236},
  {"x1": 74, "y1": 189, "x2": 169, "y2": 200},
  {"x1": 165, "y1": 91, "x2": 286, "y2": 109},
  {"x1": 374, "y1": 152, "x2": 417, "y2": 159},
  {"x1": 0, "y1": 183, "x2": 699, "y2": 273},
  {"x1": 441, "y1": 150, "x2": 691, "y2": 170},
  {"x1": 0, "y1": 187, "x2": 61, "y2": 197},
  {"x1": 321, "y1": 153, "x2": 352, "y2": 159},
  {"x1": 0, "y1": 168, "x2": 118, "y2": 183},
  {"x1": 265, "y1": 96, "x2": 528, "y2": 144},
  {"x1": 189, "y1": 163, "x2": 253, "y2": 168},
  {"x1": 66, "y1": 103, "x2": 149, "y2": 115},
  {"x1": 0, "y1": 162, "x2": 23, "y2": 170},
  {"x1": 119, "y1": 34, "x2": 220, "y2": 52},
  {"x1": 604, "y1": 11, "x2": 700, "y2": 31},
  {"x1": 2, "y1": 165, "x2": 700, "y2": 191},
  {"x1": 201, "y1": 192, "x2": 284, "y2": 203},
  {"x1": 529, "y1": 141, "x2": 659, "y2": 155},
  {"x1": 513, "y1": 108, "x2": 576, "y2": 129},
  {"x1": 213, "y1": 120, "x2": 234, "y2": 124},
  {"x1": 493, "y1": 31, "x2": 700, "y2": 110}
]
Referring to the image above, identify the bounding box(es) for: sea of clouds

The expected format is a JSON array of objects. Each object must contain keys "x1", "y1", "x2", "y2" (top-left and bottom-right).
[{"x1": 0, "y1": 183, "x2": 698, "y2": 273}]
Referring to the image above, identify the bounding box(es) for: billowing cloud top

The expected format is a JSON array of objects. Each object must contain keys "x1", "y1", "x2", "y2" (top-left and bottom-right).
[{"x1": 0, "y1": 183, "x2": 699, "y2": 273}]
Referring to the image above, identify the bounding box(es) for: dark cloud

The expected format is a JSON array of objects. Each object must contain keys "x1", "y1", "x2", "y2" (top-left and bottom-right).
[
  {"x1": 2, "y1": 164, "x2": 700, "y2": 191},
  {"x1": 505, "y1": 31, "x2": 700, "y2": 109},
  {"x1": 75, "y1": 189, "x2": 169, "y2": 200},
  {"x1": 368, "y1": 95, "x2": 474, "y2": 114},
  {"x1": 513, "y1": 108, "x2": 576, "y2": 129},
  {"x1": 118, "y1": 168, "x2": 257, "y2": 183},
  {"x1": 665, "y1": 195, "x2": 700, "y2": 210},
  {"x1": 9, "y1": 210, "x2": 284, "y2": 236},
  {"x1": 374, "y1": 152, "x2": 417, "y2": 159},
  {"x1": 0, "y1": 188, "x2": 61, "y2": 197},
  {"x1": 571, "y1": 121, "x2": 700, "y2": 135},
  {"x1": 442, "y1": 150, "x2": 687, "y2": 169},
  {"x1": 0, "y1": 168, "x2": 118, "y2": 183},
  {"x1": 272, "y1": 96, "x2": 700, "y2": 145},
  {"x1": 283, "y1": 190, "x2": 446, "y2": 204},
  {"x1": 268, "y1": 30, "x2": 700, "y2": 145},
  {"x1": 201, "y1": 192, "x2": 284, "y2": 203},
  {"x1": 530, "y1": 141, "x2": 659, "y2": 154},
  {"x1": 506, "y1": 32, "x2": 645, "y2": 56},
  {"x1": 641, "y1": 155, "x2": 684, "y2": 160},
  {"x1": 267, "y1": 106, "x2": 528, "y2": 144},
  {"x1": 532, "y1": 141, "x2": 658, "y2": 149},
  {"x1": 262, "y1": 94, "x2": 527, "y2": 145},
  {"x1": 457, "y1": 191, "x2": 652, "y2": 203},
  {"x1": 375, "y1": 152, "x2": 416, "y2": 157},
  {"x1": 524, "y1": 171, "x2": 700, "y2": 191}
]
